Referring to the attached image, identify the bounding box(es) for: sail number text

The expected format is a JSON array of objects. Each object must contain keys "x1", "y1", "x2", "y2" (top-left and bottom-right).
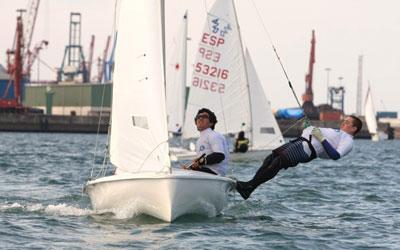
[
  {"x1": 192, "y1": 76, "x2": 225, "y2": 94},
  {"x1": 194, "y1": 62, "x2": 228, "y2": 79},
  {"x1": 201, "y1": 33, "x2": 225, "y2": 47},
  {"x1": 198, "y1": 47, "x2": 221, "y2": 63}
]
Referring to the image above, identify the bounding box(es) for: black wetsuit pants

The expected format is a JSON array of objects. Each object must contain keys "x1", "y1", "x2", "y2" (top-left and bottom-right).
[{"x1": 247, "y1": 138, "x2": 316, "y2": 189}]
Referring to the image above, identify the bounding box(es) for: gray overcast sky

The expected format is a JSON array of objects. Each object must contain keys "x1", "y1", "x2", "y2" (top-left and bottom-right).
[{"x1": 1, "y1": 0, "x2": 399, "y2": 114}]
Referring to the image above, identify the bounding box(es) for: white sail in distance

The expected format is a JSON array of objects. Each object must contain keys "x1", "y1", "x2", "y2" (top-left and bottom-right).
[
  {"x1": 364, "y1": 86, "x2": 378, "y2": 136},
  {"x1": 166, "y1": 11, "x2": 188, "y2": 134},
  {"x1": 245, "y1": 49, "x2": 284, "y2": 149}
]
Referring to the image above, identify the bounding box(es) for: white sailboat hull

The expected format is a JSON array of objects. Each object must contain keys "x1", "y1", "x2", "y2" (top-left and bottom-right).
[{"x1": 84, "y1": 169, "x2": 235, "y2": 222}]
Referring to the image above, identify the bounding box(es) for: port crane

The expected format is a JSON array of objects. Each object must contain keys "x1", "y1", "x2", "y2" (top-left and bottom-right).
[
  {"x1": 1, "y1": 0, "x2": 44, "y2": 111},
  {"x1": 302, "y1": 30, "x2": 319, "y2": 119}
]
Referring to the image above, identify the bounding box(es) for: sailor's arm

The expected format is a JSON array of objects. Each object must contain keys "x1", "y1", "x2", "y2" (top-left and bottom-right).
[
  {"x1": 311, "y1": 127, "x2": 341, "y2": 160},
  {"x1": 205, "y1": 133, "x2": 226, "y2": 165},
  {"x1": 198, "y1": 152, "x2": 225, "y2": 166}
]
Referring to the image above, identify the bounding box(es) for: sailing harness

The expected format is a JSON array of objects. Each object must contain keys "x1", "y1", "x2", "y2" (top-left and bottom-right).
[{"x1": 272, "y1": 135, "x2": 317, "y2": 168}]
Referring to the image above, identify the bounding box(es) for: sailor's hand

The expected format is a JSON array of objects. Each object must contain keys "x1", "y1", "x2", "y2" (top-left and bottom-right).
[
  {"x1": 311, "y1": 127, "x2": 325, "y2": 142},
  {"x1": 181, "y1": 164, "x2": 189, "y2": 170},
  {"x1": 302, "y1": 118, "x2": 311, "y2": 129},
  {"x1": 191, "y1": 160, "x2": 200, "y2": 170}
]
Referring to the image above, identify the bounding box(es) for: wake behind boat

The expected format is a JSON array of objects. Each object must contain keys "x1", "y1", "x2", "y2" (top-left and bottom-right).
[{"x1": 84, "y1": 0, "x2": 234, "y2": 222}]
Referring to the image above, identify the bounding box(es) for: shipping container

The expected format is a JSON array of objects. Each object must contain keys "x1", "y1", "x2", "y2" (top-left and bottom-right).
[
  {"x1": 377, "y1": 111, "x2": 397, "y2": 119},
  {"x1": 319, "y1": 110, "x2": 342, "y2": 121}
]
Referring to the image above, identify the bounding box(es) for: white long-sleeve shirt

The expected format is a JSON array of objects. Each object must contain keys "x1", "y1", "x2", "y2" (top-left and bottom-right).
[
  {"x1": 196, "y1": 128, "x2": 229, "y2": 175},
  {"x1": 301, "y1": 126, "x2": 354, "y2": 159}
]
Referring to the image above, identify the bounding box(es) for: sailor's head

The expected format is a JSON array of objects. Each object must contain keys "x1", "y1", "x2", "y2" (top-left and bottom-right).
[
  {"x1": 341, "y1": 115, "x2": 362, "y2": 135},
  {"x1": 194, "y1": 108, "x2": 217, "y2": 131}
]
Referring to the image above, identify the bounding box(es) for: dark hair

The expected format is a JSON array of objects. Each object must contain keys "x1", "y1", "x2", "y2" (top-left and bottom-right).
[
  {"x1": 195, "y1": 108, "x2": 218, "y2": 130},
  {"x1": 349, "y1": 115, "x2": 362, "y2": 135},
  {"x1": 238, "y1": 131, "x2": 245, "y2": 140}
]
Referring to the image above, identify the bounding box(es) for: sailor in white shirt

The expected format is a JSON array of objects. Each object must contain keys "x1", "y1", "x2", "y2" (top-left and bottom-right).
[
  {"x1": 236, "y1": 115, "x2": 363, "y2": 200},
  {"x1": 184, "y1": 108, "x2": 229, "y2": 176}
]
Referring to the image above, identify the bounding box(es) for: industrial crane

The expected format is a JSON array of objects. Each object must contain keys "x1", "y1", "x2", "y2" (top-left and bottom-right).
[
  {"x1": 26, "y1": 39, "x2": 49, "y2": 81},
  {"x1": 21, "y1": 0, "x2": 43, "y2": 80},
  {"x1": 97, "y1": 36, "x2": 111, "y2": 83},
  {"x1": 86, "y1": 35, "x2": 95, "y2": 82},
  {"x1": 302, "y1": 30, "x2": 319, "y2": 119},
  {"x1": 1, "y1": 15, "x2": 23, "y2": 109},
  {"x1": 1, "y1": 0, "x2": 43, "y2": 110}
]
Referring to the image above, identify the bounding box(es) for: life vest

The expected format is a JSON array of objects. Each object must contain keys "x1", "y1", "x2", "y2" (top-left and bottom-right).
[{"x1": 235, "y1": 138, "x2": 249, "y2": 153}]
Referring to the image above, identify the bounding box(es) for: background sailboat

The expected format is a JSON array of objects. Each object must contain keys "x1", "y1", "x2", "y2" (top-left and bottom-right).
[
  {"x1": 182, "y1": 0, "x2": 251, "y2": 140},
  {"x1": 364, "y1": 85, "x2": 387, "y2": 141},
  {"x1": 177, "y1": 0, "x2": 282, "y2": 161},
  {"x1": 84, "y1": 0, "x2": 234, "y2": 222}
]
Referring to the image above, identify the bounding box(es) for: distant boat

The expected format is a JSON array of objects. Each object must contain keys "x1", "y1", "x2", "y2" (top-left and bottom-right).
[
  {"x1": 179, "y1": 0, "x2": 283, "y2": 161},
  {"x1": 84, "y1": 0, "x2": 234, "y2": 222},
  {"x1": 364, "y1": 85, "x2": 387, "y2": 141}
]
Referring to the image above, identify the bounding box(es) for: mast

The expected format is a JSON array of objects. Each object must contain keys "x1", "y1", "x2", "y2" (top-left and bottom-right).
[
  {"x1": 161, "y1": 0, "x2": 166, "y2": 91},
  {"x1": 160, "y1": 0, "x2": 171, "y2": 172},
  {"x1": 231, "y1": 0, "x2": 254, "y2": 146},
  {"x1": 181, "y1": 11, "x2": 188, "y2": 133},
  {"x1": 356, "y1": 55, "x2": 363, "y2": 116}
]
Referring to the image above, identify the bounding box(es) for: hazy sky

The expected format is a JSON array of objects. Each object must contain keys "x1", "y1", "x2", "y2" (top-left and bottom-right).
[{"x1": 1, "y1": 0, "x2": 399, "y2": 114}]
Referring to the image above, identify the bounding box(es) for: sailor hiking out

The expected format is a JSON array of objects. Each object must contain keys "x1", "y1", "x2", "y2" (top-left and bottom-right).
[{"x1": 236, "y1": 115, "x2": 363, "y2": 200}]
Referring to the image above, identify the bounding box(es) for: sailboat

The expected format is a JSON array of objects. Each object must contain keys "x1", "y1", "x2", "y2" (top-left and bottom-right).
[
  {"x1": 177, "y1": 0, "x2": 283, "y2": 161},
  {"x1": 84, "y1": 0, "x2": 234, "y2": 222},
  {"x1": 364, "y1": 85, "x2": 387, "y2": 141}
]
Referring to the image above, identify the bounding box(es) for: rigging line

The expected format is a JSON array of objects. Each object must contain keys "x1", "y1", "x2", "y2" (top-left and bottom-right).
[
  {"x1": 249, "y1": 0, "x2": 304, "y2": 111},
  {"x1": 90, "y1": 83, "x2": 109, "y2": 179},
  {"x1": 36, "y1": 57, "x2": 57, "y2": 72},
  {"x1": 257, "y1": 117, "x2": 306, "y2": 148},
  {"x1": 138, "y1": 139, "x2": 170, "y2": 172},
  {"x1": 90, "y1": 0, "x2": 119, "y2": 180}
]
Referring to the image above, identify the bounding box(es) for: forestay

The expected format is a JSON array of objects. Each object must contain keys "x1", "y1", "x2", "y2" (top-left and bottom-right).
[
  {"x1": 245, "y1": 49, "x2": 284, "y2": 149},
  {"x1": 110, "y1": 0, "x2": 170, "y2": 173},
  {"x1": 183, "y1": 0, "x2": 251, "y2": 139}
]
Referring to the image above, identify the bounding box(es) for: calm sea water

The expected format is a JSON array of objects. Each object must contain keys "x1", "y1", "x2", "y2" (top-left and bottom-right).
[{"x1": 1, "y1": 132, "x2": 399, "y2": 249}]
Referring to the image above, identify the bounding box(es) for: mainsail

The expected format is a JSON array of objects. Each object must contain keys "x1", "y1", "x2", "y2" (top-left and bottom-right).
[
  {"x1": 182, "y1": 0, "x2": 251, "y2": 139},
  {"x1": 110, "y1": 0, "x2": 170, "y2": 173}
]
